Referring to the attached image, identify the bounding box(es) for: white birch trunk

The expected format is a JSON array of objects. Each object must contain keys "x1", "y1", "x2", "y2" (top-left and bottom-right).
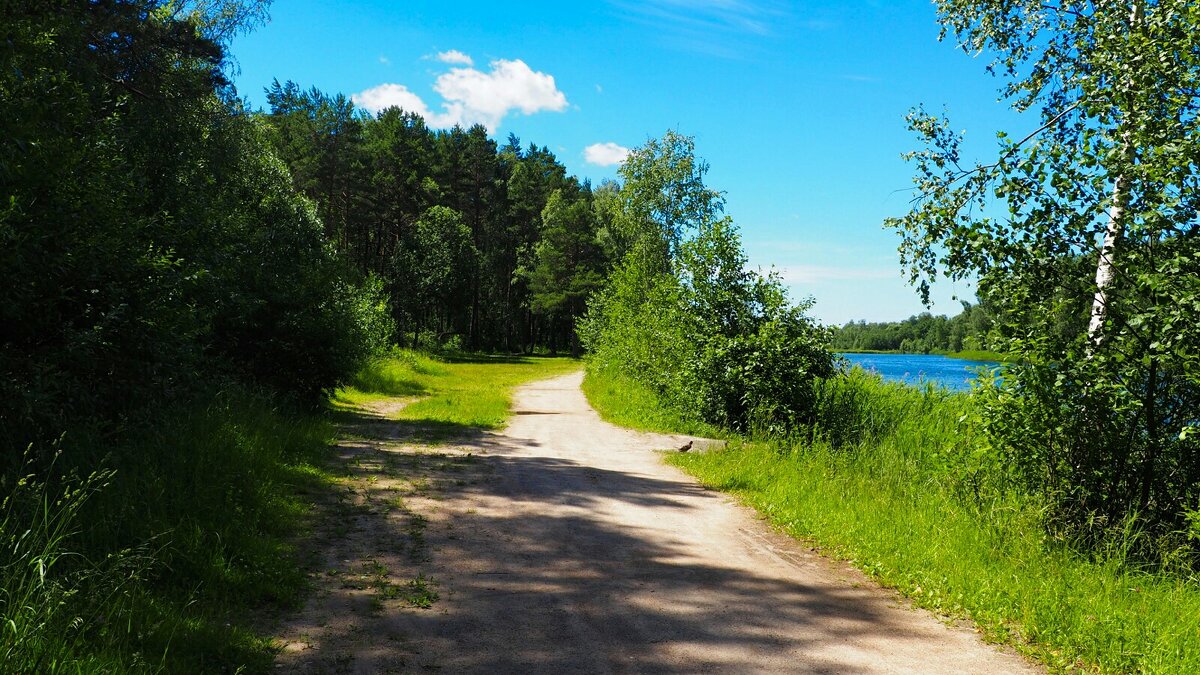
[
  {"x1": 1087, "y1": 172, "x2": 1128, "y2": 348},
  {"x1": 1086, "y1": 1, "x2": 1142, "y2": 351}
]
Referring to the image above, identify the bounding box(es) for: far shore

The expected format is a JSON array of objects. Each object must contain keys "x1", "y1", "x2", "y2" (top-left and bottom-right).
[{"x1": 837, "y1": 349, "x2": 1012, "y2": 362}]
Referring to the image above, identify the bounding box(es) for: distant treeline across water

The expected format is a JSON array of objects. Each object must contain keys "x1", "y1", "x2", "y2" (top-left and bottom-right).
[{"x1": 832, "y1": 305, "x2": 995, "y2": 354}]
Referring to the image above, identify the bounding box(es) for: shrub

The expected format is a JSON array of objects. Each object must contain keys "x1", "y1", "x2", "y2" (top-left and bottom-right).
[{"x1": 580, "y1": 132, "x2": 833, "y2": 433}]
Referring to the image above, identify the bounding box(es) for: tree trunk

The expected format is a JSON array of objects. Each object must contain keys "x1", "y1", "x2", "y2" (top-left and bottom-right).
[
  {"x1": 1087, "y1": 171, "x2": 1129, "y2": 348},
  {"x1": 1086, "y1": 1, "x2": 1142, "y2": 351},
  {"x1": 1138, "y1": 355, "x2": 1160, "y2": 512}
]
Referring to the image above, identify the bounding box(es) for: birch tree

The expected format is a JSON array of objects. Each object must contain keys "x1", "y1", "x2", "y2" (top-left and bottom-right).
[{"x1": 887, "y1": 1, "x2": 1200, "y2": 545}]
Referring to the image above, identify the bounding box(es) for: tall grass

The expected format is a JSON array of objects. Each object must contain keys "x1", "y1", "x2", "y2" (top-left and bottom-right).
[
  {"x1": 581, "y1": 365, "x2": 725, "y2": 438},
  {"x1": 0, "y1": 455, "x2": 145, "y2": 673},
  {"x1": 587, "y1": 364, "x2": 1200, "y2": 672},
  {"x1": 0, "y1": 386, "x2": 338, "y2": 673}
]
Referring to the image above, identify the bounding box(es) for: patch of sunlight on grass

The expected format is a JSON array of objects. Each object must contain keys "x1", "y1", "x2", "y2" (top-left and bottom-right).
[
  {"x1": 581, "y1": 364, "x2": 725, "y2": 439},
  {"x1": 335, "y1": 350, "x2": 580, "y2": 429}
]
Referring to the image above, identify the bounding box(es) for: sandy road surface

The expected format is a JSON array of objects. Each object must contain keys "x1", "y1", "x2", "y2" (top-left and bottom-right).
[{"x1": 273, "y1": 371, "x2": 1038, "y2": 674}]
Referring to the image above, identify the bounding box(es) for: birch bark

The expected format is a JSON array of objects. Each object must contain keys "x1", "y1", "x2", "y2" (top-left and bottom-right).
[{"x1": 1086, "y1": 1, "x2": 1142, "y2": 350}]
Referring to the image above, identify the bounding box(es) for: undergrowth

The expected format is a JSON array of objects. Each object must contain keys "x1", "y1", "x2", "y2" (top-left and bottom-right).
[
  {"x1": 581, "y1": 367, "x2": 726, "y2": 438},
  {"x1": 1, "y1": 387, "x2": 337, "y2": 673}
]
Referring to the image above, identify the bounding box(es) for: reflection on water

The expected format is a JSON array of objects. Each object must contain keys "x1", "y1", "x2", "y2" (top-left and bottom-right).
[{"x1": 838, "y1": 353, "x2": 1002, "y2": 392}]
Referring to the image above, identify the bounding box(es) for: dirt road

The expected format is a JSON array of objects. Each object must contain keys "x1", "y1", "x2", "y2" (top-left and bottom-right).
[{"x1": 273, "y1": 371, "x2": 1038, "y2": 673}]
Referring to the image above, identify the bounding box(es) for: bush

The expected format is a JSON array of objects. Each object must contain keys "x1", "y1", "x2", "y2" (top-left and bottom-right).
[
  {"x1": 580, "y1": 133, "x2": 832, "y2": 433},
  {"x1": 691, "y1": 316, "x2": 833, "y2": 434},
  {"x1": 977, "y1": 355, "x2": 1200, "y2": 562},
  {"x1": 201, "y1": 124, "x2": 395, "y2": 405}
]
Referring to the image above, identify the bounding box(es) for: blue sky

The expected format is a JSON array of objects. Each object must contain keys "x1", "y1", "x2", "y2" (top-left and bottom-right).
[{"x1": 229, "y1": 0, "x2": 1027, "y2": 326}]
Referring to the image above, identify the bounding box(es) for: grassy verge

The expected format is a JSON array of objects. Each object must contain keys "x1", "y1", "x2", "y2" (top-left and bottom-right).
[
  {"x1": 584, "y1": 363, "x2": 1200, "y2": 673},
  {"x1": 580, "y1": 366, "x2": 726, "y2": 438},
  {"x1": 334, "y1": 349, "x2": 580, "y2": 429},
  {"x1": 2, "y1": 387, "x2": 338, "y2": 673}
]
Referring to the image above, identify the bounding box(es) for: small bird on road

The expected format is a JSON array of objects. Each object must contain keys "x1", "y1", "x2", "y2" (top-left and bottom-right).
[{"x1": 677, "y1": 441, "x2": 693, "y2": 452}]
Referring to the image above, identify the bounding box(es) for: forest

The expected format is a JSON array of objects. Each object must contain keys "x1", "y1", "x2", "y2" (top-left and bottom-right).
[
  {"x1": 4, "y1": 0, "x2": 1200, "y2": 672},
  {"x1": 830, "y1": 303, "x2": 995, "y2": 354},
  {"x1": 261, "y1": 80, "x2": 612, "y2": 354},
  {"x1": 0, "y1": 2, "x2": 616, "y2": 668}
]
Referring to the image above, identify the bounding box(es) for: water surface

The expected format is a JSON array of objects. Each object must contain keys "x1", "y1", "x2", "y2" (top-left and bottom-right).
[{"x1": 838, "y1": 353, "x2": 1001, "y2": 392}]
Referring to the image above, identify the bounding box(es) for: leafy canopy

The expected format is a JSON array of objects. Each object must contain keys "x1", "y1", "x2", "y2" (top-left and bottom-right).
[{"x1": 888, "y1": 1, "x2": 1200, "y2": 549}]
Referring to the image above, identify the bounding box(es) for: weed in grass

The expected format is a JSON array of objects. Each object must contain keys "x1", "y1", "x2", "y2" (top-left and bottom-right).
[
  {"x1": 363, "y1": 557, "x2": 439, "y2": 611},
  {"x1": 364, "y1": 559, "x2": 390, "y2": 579},
  {"x1": 398, "y1": 574, "x2": 440, "y2": 609},
  {"x1": 409, "y1": 477, "x2": 431, "y2": 496},
  {"x1": 406, "y1": 514, "x2": 430, "y2": 562}
]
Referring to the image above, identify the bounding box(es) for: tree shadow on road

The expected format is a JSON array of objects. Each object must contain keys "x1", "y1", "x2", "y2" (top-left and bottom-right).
[{"x1": 272, "y1": 403, "x2": 1012, "y2": 674}]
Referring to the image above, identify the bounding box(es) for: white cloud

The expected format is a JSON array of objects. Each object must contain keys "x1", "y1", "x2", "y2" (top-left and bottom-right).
[
  {"x1": 433, "y1": 59, "x2": 568, "y2": 129},
  {"x1": 378, "y1": 55, "x2": 390, "y2": 65},
  {"x1": 435, "y1": 49, "x2": 474, "y2": 66},
  {"x1": 584, "y1": 142, "x2": 631, "y2": 167},
  {"x1": 352, "y1": 58, "x2": 568, "y2": 132},
  {"x1": 351, "y1": 83, "x2": 433, "y2": 120}
]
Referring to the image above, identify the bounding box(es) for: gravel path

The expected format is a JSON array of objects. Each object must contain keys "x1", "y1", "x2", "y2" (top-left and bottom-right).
[{"x1": 272, "y1": 371, "x2": 1038, "y2": 674}]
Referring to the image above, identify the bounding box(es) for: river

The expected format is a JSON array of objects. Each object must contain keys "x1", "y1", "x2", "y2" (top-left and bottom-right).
[{"x1": 838, "y1": 353, "x2": 1002, "y2": 393}]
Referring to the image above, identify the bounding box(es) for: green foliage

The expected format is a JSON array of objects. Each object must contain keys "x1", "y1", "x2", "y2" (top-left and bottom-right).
[
  {"x1": 832, "y1": 303, "x2": 997, "y2": 354},
  {"x1": 0, "y1": 1, "x2": 391, "y2": 450},
  {"x1": 347, "y1": 273, "x2": 399, "y2": 357},
  {"x1": 263, "y1": 80, "x2": 369, "y2": 253},
  {"x1": 520, "y1": 190, "x2": 608, "y2": 355},
  {"x1": 889, "y1": 1, "x2": 1200, "y2": 552},
  {"x1": 390, "y1": 206, "x2": 477, "y2": 347},
  {"x1": 581, "y1": 132, "x2": 833, "y2": 433},
  {"x1": 2, "y1": 0, "x2": 227, "y2": 448},
  {"x1": 579, "y1": 260, "x2": 694, "y2": 409},
  {"x1": 263, "y1": 89, "x2": 607, "y2": 353},
  {"x1": 200, "y1": 121, "x2": 393, "y2": 404},
  {"x1": 976, "y1": 358, "x2": 1200, "y2": 560},
  {"x1": 0, "y1": 1, "x2": 392, "y2": 669},
  {"x1": 690, "y1": 308, "x2": 834, "y2": 435},
  {"x1": 0, "y1": 457, "x2": 147, "y2": 673}
]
